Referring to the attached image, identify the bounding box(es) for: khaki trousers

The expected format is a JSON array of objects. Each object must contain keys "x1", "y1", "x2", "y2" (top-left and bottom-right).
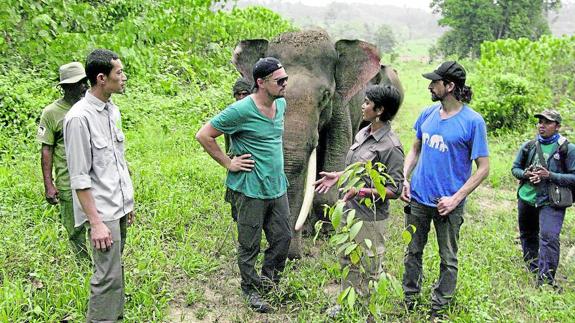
[{"x1": 85, "y1": 216, "x2": 127, "y2": 322}]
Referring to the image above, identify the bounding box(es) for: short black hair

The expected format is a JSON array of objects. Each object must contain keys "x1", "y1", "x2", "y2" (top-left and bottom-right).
[
  {"x1": 86, "y1": 49, "x2": 119, "y2": 86},
  {"x1": 365, "y1": 84, "x2": 402, "y2": 121}
]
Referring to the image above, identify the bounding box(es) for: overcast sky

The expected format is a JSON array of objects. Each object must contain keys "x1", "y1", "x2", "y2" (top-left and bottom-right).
[
  {"x1": 281, "y1": 0, "x2": 434, "y2": 11},
  {"x1": 281, "y1": 0, "x2": 575, "y2": 11}
]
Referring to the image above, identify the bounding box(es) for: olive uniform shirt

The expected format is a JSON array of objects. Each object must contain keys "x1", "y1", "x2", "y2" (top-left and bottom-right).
[
  {"x1": 345, "y1": 121, "x2": 405, "y2": 221},
  {"x1": 37, "y1": 99, "x2": 72, "y2": 196},
  {"x1": 64, "y1": 91, "x2": 134, "y2": 227}
]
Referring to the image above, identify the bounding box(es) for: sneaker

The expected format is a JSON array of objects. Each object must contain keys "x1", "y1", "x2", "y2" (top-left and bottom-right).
[
  {"x1": 325, "y1": 304, "x2": 341, "y2": 319},
  {"x1": 245, "y1": 292, "x2": 273, "y2": 313}
]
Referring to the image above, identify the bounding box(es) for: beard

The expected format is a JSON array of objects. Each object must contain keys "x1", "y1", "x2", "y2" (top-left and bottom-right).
[{"x1": 430, "y1": 91, "x2": 445, "y2": 102}]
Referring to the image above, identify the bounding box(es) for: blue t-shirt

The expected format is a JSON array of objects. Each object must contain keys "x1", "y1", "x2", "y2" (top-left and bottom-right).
[
  {"x1": 410, "y1": 104, "x2": 489, "y2": 207},
  {"x1": 210, "y1": 96, "x2": 288, "y2": 199}
]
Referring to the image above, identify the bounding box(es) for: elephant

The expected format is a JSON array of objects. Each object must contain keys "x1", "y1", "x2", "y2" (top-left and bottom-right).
[{"x1": 232, "y1": 29, "x2": 403, "y2": 259}]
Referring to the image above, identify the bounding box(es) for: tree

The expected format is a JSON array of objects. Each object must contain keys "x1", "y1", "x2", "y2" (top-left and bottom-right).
[
  {"x1": 373, "y1": 24, "x2": 397, "y2": 54},
  {"x1": 431, "y1": 0, "x2": 561, "y2": 58}
]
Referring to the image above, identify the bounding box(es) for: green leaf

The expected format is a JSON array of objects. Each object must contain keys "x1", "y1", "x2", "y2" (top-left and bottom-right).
[
  {"x1": 344, "y1": 242, "x2": 358, "y2": 255},
  {"x1": 330, "y1": 232, "x2": 349, "y2": 245},
  {"x1": 349, "y1": 221, "x2": 363, "y2": 241},
  {"x1": 331, "y1": 201, "x2": 344, "y2": 229},
  {"x1": 347, "y1": 210, "x2": 356, "y2": 226},
  {"x1": 347, "y1": 288, "x2": 357, "y2": 308},
  {"x1": 338, "y1": 286, "x2": 351, "y2": 304},
  {"x1": 401, "y1": 229, "x2": 412, "y2": 244},
  {"x1": 350, "y1": 250, "x2": 360, "y2": 264},
  {"x1": 337, "y1": 241, "x2": 354, "y2": 255},
  {"x1": 364, "y1": 197, "x2": 372, "y2": 208},
  {"x1": 364, "y1": 238, "x2": 372, "y2": 250},
  {"x1": 342, "y1": 265, "x2": 350, "y2": 279}
]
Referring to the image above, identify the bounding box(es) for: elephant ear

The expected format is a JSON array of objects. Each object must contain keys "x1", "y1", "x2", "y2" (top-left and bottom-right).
[
  {"x1": 335, "y1": 40, "x2": 381, "y2": 102},
  {"x1": 232, "y1": 39, "x2": 269, "y2": 84},
  {"x1": 377, "y1": 64, "x2": 405, "y2": 105}
]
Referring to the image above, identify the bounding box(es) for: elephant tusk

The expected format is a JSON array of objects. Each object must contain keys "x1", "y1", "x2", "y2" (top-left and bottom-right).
[{"x1": 295, "y1": 147, "x2": 317, "y2": 232}]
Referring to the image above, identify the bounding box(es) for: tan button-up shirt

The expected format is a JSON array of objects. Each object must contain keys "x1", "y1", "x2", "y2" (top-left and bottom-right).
[
  {"x1": 345, "y1": 121, "x2": 404, "y2": 221},
  {"x1": 64, "y1": 91, "x2": 134, "y2": 227}
]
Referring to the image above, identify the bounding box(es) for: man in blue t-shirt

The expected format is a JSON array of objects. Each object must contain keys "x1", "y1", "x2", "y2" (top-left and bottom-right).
[
  {"x1": 196, "y1": 57, "x2": 291, "y2": 313},
  {"x1": 400, "y1": 61, "x2": 490, "y2": 317}
]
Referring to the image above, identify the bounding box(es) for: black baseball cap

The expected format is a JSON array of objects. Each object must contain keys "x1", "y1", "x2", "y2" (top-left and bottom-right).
[
  {"x1": 252, "y1": 57, "x2": 283, "y2": 81},
  {"x1": 423, "y1": 61, "x2": 466, "y2": 85}
]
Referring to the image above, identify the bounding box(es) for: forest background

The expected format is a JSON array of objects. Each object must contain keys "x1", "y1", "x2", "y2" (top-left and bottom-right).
[{"x1": 0, "y1": 0, "x2": 574, "y2": 321}]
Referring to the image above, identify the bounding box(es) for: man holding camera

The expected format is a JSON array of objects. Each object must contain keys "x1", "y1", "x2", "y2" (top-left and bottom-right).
[{"x1": 511, "y1": 109, "x2": 575, "y2": 289}]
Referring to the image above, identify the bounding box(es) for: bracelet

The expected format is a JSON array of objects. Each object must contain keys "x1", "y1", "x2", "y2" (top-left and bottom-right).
[{"x1": 357, "y1": 188, "x2": 369, "y2": 198}]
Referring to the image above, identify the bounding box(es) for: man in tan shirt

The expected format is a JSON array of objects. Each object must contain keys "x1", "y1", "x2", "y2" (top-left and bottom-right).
[{"x1": 64, "y1": 49, "x2": 134, "y2": 322}]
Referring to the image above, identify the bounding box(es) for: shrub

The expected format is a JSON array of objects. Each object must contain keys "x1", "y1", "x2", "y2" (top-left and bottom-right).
[{"x1": 472, "y1": 36, "x2": 575, "y2": 134}]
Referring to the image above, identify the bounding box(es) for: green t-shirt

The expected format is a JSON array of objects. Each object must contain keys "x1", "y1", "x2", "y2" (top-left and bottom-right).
[
  {"x1": 518, "y1": 142, "x2": 557, "y2": 205},
  {"x1": 37, "y1": 99, "x2": 72, "y2": 193},
  {"x1": 211, "y1": 96, "x2": 288, "y2": 199}
]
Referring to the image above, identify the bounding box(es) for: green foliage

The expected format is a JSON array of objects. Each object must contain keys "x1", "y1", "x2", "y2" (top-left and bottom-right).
[
  {"x1": 472, "y1": 36, "x2": 575, "y2": 133},
  {"x1": 431, "y1": 0, "x2": 560, "y2": 58},
  {"x1": 320, "y1": 160, "x2": 411, "y2": 311},
  {"x1": 0, "y1": 0, "x2": 295, "y2": 157}
]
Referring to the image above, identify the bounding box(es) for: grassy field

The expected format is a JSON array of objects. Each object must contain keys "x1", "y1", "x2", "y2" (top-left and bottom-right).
[{"x1": 1, "y1": 57, "x2": 574, "y2": 322}]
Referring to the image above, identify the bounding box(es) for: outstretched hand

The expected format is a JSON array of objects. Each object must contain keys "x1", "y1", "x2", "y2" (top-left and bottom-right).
[
  {"x1": 228, "y1": 154, "x2": 255, "y2": 172},
  {"x1": 314, "y1": 171, "x2": 340, "y2": 194}
]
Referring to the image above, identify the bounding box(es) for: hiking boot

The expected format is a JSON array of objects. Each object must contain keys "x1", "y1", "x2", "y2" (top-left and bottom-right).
[{"x1": 245, "y1": 292, "x2": 273, "y2": 313}]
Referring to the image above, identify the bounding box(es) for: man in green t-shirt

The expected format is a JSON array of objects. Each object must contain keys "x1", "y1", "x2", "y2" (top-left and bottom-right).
[
  {"x1": 511, "y1": 109, "x2": 575, "y2": 289},
  {"x1": 196, "y1": 57, "x2": 291, "y2": 313},
  {"x1": 37, "y1": 62, "x2": 90, "y2": 261}
]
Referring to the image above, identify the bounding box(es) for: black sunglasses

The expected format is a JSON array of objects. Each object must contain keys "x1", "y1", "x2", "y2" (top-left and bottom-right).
[{"x1": 265, "y1": 76, "x2": 288, "y2": 86}]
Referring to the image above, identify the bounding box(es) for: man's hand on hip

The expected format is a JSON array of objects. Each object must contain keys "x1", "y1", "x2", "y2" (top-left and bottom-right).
[{"x1": 228, "y1": 154, "x2": 255, "y2": 172}]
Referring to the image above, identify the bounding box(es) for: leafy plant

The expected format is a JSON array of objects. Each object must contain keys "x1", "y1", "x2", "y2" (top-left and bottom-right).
[
  {"x1": 471, "y1": 35, "x2": 575, "y2": 134},
  {"x1": 315, "y1": 160, "x2": 413, "y2": 316}
]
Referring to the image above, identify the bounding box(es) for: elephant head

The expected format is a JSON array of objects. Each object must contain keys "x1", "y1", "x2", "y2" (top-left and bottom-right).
[{"x1": 232, "y1": 29, "x2": 403, "y2": 259}]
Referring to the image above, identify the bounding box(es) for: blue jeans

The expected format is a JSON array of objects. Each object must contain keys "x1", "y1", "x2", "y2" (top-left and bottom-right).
[
  {"x1": 402, "y1": 201, "x2": 465, "y2": 310},
  {"x1": 517, "y1": 199, "x2": 566, "y2": 284}
]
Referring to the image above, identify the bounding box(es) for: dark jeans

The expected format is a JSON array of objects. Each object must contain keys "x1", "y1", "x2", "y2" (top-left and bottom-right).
[
  {"x1": 402, "y1": 200, "x2": 465, "y2": 311},
  {"x1": 517, "y1": 199, "x2": 566, "y2": 283},
  {"x1": 233, "y1": 191, "x2": 292, "y2": 295}
]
